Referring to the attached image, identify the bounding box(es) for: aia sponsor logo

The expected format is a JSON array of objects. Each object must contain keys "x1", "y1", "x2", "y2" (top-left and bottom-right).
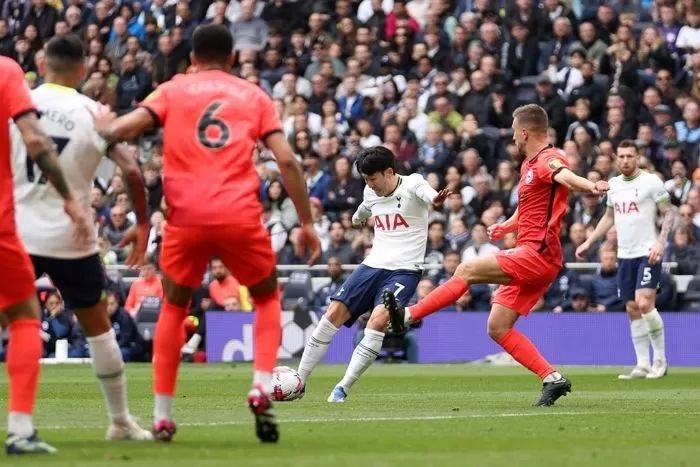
[
  {"x1": 374, "y1": 213, "x2": 410, "y2": 230},
  {"x1": 614, "y1": 201, "x2": 639, "y2": 214}
]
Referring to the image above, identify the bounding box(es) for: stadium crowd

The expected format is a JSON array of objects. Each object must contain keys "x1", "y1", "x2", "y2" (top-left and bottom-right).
[{"x1": 2, "y1": 0, "x2": 700, "y2": 358}]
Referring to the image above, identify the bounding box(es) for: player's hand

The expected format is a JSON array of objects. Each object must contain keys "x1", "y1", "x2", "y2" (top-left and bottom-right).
[
  {"x1": 648, "y1": 241, "x2": 665, "y2": 265},
  {"x1": 89, "y1": 104, "x2": 117, "y2": 140},
  {"x1": 575, "y1": 241, "x2": 590, "y2": 261},
  {"x1": 432, "y1": 189, "x2": 452, "y2": 207},
  {"x1": 64, "y1": 198, "x2": 92, "y2": 247},
  {"x1": 118, "y1": 223, "x2": 150, "y2": 268},
  {"x1": 298, "y1": 223, "x2": 322, "y2": 266},
  {"x1": 591, "y1": 180, "x2": 609, "y2": 196},
  {"x1": 487, "y1": 223, "x2": 507, "y2": 241}
]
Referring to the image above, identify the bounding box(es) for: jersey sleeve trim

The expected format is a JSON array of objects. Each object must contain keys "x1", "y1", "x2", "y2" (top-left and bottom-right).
[
  {"x1": 140, "y1": 105, "x2": 162, "y2": 128},
  {"x1": 261, "y1": 128, "x2": 283, "y2": 143},
  {"x1": 551, "y1": 166, "x2": 566, "y2": 180},
  {"x1": 12, "y1": 108, "x2": 39, "y2": 122}
]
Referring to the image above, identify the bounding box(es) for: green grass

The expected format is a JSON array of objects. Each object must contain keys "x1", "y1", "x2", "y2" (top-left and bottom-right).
[{"x1": 1, "y1": 363, "x2": 699, "y2": 466}]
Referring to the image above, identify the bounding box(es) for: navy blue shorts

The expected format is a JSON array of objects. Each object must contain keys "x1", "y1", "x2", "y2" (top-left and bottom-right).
[
  {"x1": 31, "y1": 254, "x2": 107, "y2": 310},
  {"x1": 331, "y1": 264, "x2": 421, "y2": 327},
  {"x1": 617, "y1": 257, "x2": 661, "y2": 303}
]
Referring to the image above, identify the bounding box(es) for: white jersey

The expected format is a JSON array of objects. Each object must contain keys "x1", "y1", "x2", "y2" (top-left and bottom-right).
[
  {"x1": 353, "y1": 174, "x2": 437, "y2": 270},
  {"x1": 606, "y1": 170, "x2": 669, "y2": 259},
  {"x1": 12, "y1": 84, "x2": 107, "y2": 259}
]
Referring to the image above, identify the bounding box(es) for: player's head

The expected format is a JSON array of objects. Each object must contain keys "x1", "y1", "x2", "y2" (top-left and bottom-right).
[
  {"x1": 356, "y1": 146, "x2": 397, "y2": 196},
  {"x1": 42, "y1": 34, "x2": 86, "y2": 84},
  {"x1": 191, "y1": 24, "x2": 234, "y2": 69},
  {"x1": 616, "y1": 139, "x2": 639, "y2": 177},
  {"x1": 511, "y1": 104, "x2": 549, "y2": 161}
]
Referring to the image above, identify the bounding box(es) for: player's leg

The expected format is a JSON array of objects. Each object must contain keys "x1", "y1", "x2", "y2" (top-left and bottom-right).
[
  {"x1": 38, "y1": 255, "x2": 151, "y2": 441},
  {"x1": 1, "y1": 240, "x2": 56, "y2": 454},
  {"x1": 385, "y1": 253, "x2": 511, "y2": 331},
  {"x1": 488, "y1": 301, "x2": 571, "y2": 406},
  {"x1": 331, "y1": 271, "x2": 420, "y2": 402},
  {"x1": 618, "y1": 259, "x2": 652, "y2": 379},
  {"x1": 152, "y1": 225, "x2": 209, "y2": 441},
  {"x1": 636, "y1": 260, "x2": 666, "y2": 378},
  {"x1": 297, "y1": 265, "x2": 377, "y2": 383}
]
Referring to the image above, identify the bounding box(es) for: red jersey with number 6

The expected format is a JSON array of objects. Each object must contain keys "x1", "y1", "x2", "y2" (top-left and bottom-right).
[
  {"x1": 516, "y1": 145, "x2": 570, "y2": 268},
  {"x1": 141, "y1": 70, "x2": 282, "y2": 226}
]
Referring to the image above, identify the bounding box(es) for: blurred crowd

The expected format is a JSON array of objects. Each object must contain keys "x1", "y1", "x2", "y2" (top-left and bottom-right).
[{"x1": 3, "y1": 0, "x2": 700, "y2": 316}]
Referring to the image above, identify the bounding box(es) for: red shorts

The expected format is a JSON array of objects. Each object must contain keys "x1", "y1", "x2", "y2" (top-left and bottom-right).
[
  {"x1": 160, "y1": 223, "x2": 276, "y2": 288},
  {"x1": 0, "y1": 233, "x2": 36, "y2": 310},
  {"x1": 493, "y1": 245, "x2": 561, "y2": 316}
]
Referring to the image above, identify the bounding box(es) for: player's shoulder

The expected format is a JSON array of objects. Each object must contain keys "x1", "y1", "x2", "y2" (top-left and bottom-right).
[
  {"x1": 363, "y1": 184, "x2": 376, "y2": 199},
  {"x1": 608, "y1": 174, "x2": 624, "y2": 187},
  {"x1": 403, "y1": 173, "x2": 426, "y2": 188}
]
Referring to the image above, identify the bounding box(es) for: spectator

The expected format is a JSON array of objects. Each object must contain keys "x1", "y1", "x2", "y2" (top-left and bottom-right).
[
  {"x1": 208, "y1": 258, "x2": 252, "y2": 311},
  {"x1": 589, "y1": 248, "x2": 624, "y2": 311},
  {"x1": 312, "y1": 257, "x2": 346, "y2": 311},
  {"x1": 82, "y1": 70, "x2": 117, "y2": 108},
  {"x1": 323, "y1": 221, "x2": 357, "y2": 264},
  {"x1": 325, "y1": 156, "x2": 363, "y2": 216},
  {"x1": 102, "y1": 204, "x2": 132, "y2": 258},
  {"x1": 151, "y1": 34, "x2": 187, "y2": 86},
  {"x1": 666, "y1": 225, "x2": 700, "y2": 275},
  {"x1": 303, "y1": 152, "x2": 331, "y2": 202},
  {"x1": 107, "y1": 292, "x2": 146, "y2": 362},
  {"x1": 40, "y1": 291, "x2": 72, "y2": 357},
  {"x1": 115, "y1": 52, "x2": 152, "y2": 115},
  {"x1": 231, "y1": 0, "x2": 268, "y2": 51},
  {"x1": 559, "y1": 287, "x2": 591, "y2": 312},
  {"x1": 21, "y1": 0, "x2": 59, "y2": 40},
  {"x1": 106, "y1": 16, "x2": 129, "y2": 63},
  {"x1": 124, "y1": 258, "x2": 164, "y2": 317},
  {"x1": 462, "y1": 222, "x2": 499, "y2": 262}
]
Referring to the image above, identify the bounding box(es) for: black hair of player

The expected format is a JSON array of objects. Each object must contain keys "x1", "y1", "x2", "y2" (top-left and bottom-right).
[
  {"x1": 356, "y1": 146, "x2": 395, "y2": 176},
  {"x1": 192, "y1": 24, "x2": 233, "y2": 63},
  {"x1": 45, "y1": 35, "x2": 85, "y2": 72}
]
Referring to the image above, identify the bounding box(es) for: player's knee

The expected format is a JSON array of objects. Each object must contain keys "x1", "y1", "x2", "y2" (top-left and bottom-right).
[
  {"x1": 455, "y1": 261, "x2": 474, "y2": 282},
  {"x1": 486, "y1": 320, "x2": 508, "y2": 342},
  {"x1": 367, "y1": 307, "x2": 388, "y2": 331},
  {"x1": 324, "y1": 302, "x2": 350, "y2": 328}
]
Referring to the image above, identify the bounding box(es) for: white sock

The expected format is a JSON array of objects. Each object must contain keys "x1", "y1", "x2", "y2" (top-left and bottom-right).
[
  {"x1": 404, "y1": 306, "x2": 413, "y2": 325},
  {"x1": 8, "y1": 412, "x2": 33, "y2": 438},
  {"x1": 154, "y1": 394, "x2": 173, "y2": 422},
  {"x1": 87, "y1": 329, "x2": 129, "y2": 424},
  {"x1": 338, "y1": 329, "x2": 384, "y2": 391},
  {"x1": 543, "y1": 371, "x2": 563, "y2": 383},
  {"x1": 254, "y1": 370, "x2": 273, "y2": 394},
  {"x1": 297, "y1": 316, "x2": 338, "y2": 381},
  {"x1": 630, "y1": 318, "x2": 651, "y2": 368},
  {"x1": 642, "y1": 308, "x2": 666, "y2": 364}
]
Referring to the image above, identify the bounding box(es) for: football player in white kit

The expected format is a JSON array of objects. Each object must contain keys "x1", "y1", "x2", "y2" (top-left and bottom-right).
[
  {"x1": 296, "y1": 146, "x2": 449, "y2": 402},
  {"x1": 576, "y1": 140, "x2": 676, "y2": 379},
  {"x1": 11, "y1": 36, "x2": 153, "y2": 439}
]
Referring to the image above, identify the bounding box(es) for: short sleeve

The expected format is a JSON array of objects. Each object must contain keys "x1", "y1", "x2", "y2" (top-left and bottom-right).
[
  {"x1": 2, "y1": 58, "x2": 37, "y2": 120},
  {"x1": 538, "y1": 152, "x2": 569, "y2": 184},
  {"x1": 650, "y1": 175, "x2": 670, "y2": 204},
  {"x1": 139, "y1": 86, "x2": 169, "y2": 126},
  {"x1": 257, "y1": 92, "x2": 282, "y2": 140}
]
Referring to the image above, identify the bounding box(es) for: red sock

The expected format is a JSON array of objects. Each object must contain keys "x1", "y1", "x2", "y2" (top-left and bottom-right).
[
  {"x1": 409, "y1": 276, "x2": 469, "y2": 321},
  {"x1": 252, "y1": 288, "x2": 281, "y2": 373},
  {"x1": 6, "y1": 319, "x2": 42, "y2": 413},
  {"x1": 153, "y1": 299, "x2": 188, "y2": 396},
  {"x1": 497, "y1": 329, "x2": 554, "y2": 379}
]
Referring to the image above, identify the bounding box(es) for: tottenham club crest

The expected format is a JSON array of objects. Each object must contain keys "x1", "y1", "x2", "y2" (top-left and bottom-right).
[{"x1": 525, "y1": 169, "x2": 534, "y2": 184}]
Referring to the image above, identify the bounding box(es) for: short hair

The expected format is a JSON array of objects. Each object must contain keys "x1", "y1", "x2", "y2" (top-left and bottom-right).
[
  {"x1": 44, "y1": 34, "x2": 84, "y2": 72},
  {"x1": 192, "y1": 24, "x2": 233, "y2": 63},
  {"x1": 617, "y1": 139, "x2": 638, "y2": 153},
  {"x1": 512, "y1": 104, "x2": 549, "y2": 134},
  {"x1": 356, "y1": 146, "x2": 395, "y2": 176}
]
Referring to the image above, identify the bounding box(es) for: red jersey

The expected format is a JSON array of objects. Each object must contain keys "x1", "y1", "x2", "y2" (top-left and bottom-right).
[
  {"x1": 141, "y1": 70, "x2": 282, "y2": 226},
  {"x1": 0, "y1": 57, "x2": 36, "y2": 234},
  {"x1": 516, "y1": 145, "x2": 569, "y2": 267}
]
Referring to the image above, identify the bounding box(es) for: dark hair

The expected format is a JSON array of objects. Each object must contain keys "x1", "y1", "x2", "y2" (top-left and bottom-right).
[
  {"x1": 617, "y1": 139, "x2": 638, "y2": 153},
  {"x1": 192, "y1": 24, "x2": 233, "y2": 63},
  {"x1": 45, "y1": 34, "x2": 84, "y2": 72},
  {"x1": 356, "y1": 146, "x2": 395, "y2": 176},
  {"x1": 444, "y1": 250, "x2": 461, "y2": 258}
]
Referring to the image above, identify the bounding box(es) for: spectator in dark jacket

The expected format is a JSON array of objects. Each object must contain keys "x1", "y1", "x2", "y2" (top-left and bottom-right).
[
  {"x1": 303, "y1": 152, "x2": 332, "y2": 202},
  {"x1": 545, "y1": 268, "x2": 580, "y2": 311},
  {"x1": 21, "y1": 0, "x2": 59, "y2": 39},
  {"x1": 589, "y1": 248, "x2": 624, "y2": 311},
  {"x1": 503, "y1": 21, "x2": 539, "y2": 84},
  {"x1": 324, "y1": 156, "x2": 363, "y2": 216},
  {"x1": 312, "y1": 257, "x2": 346, "y2": 312},
  {"x1": 116, "y1": 53, "x2": 152, "y2": 114},
  {"x1": 41, "y1": 291, "x2": 72, "y2": 357},
  {"x1": 0, "y1": 20, "x2": 15, "y2": 56},
  {"x1": 666, "y1": 226, "x2": 700, "y2": 275},
  {"x1": 107, "y1": 292, "x2": 147, "y2": 362},
  {"x1": 151, "y1": 34, "x2": 187, "y2": 86},
  {"x1": 323, "y1": 221, "x2": 358, "y2": 264}
]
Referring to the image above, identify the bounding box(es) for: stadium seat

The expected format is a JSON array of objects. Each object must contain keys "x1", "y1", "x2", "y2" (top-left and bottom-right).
[
  {"x1": 282, "y1": 272, "x2": 314, "y2": 310},
  {"x1": 680, "y1": 276, "x2": 700, "y2": 310},
  {"x1": 135, "y1": 296, "x2": 162, "y2": 323}
]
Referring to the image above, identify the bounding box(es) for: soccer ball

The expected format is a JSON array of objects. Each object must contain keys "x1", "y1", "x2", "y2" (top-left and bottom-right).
[{"x1": 271, "y1": 366, "x2": 305, "y2": 401}]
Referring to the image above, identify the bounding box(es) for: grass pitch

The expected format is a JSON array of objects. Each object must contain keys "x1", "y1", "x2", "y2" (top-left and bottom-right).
[{"x1": 1, "y1": 363, "x2": 699, "y2": 467}]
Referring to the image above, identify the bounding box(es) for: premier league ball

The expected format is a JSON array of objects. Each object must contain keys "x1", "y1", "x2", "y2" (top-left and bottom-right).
[{"x1": 271, "y1": 366, "x2": 305, "y2": 401}]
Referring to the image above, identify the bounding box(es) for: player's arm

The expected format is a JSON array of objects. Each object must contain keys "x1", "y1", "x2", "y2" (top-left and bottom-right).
[
  {"x1": 14, "y1": 113, "x2": 91, "y2": 243},
  {"x1": 553, "y1": 168, "x2": 608, "y2": 195},
  {"x1": 264, "y1": 131, "x2": 321, "y2": 265},
  {"x1": 107, "y1": 143, "x2": 150, "y2": 267},
  {"x1": 487, "y1": 207, "x2": 518, "y2": 241},
  {"x1": 649, "y1": 200, "x2": 677, "y2": 265},
  {"x1": 576, "y1": 206, "x2": 615, "y2": 260},
  {"x1": 95, "y1": 107, "x2": 156, "y2": 144},
  {"x1": 352, "y1": 202, "x2": 372, "y2": 227}
]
